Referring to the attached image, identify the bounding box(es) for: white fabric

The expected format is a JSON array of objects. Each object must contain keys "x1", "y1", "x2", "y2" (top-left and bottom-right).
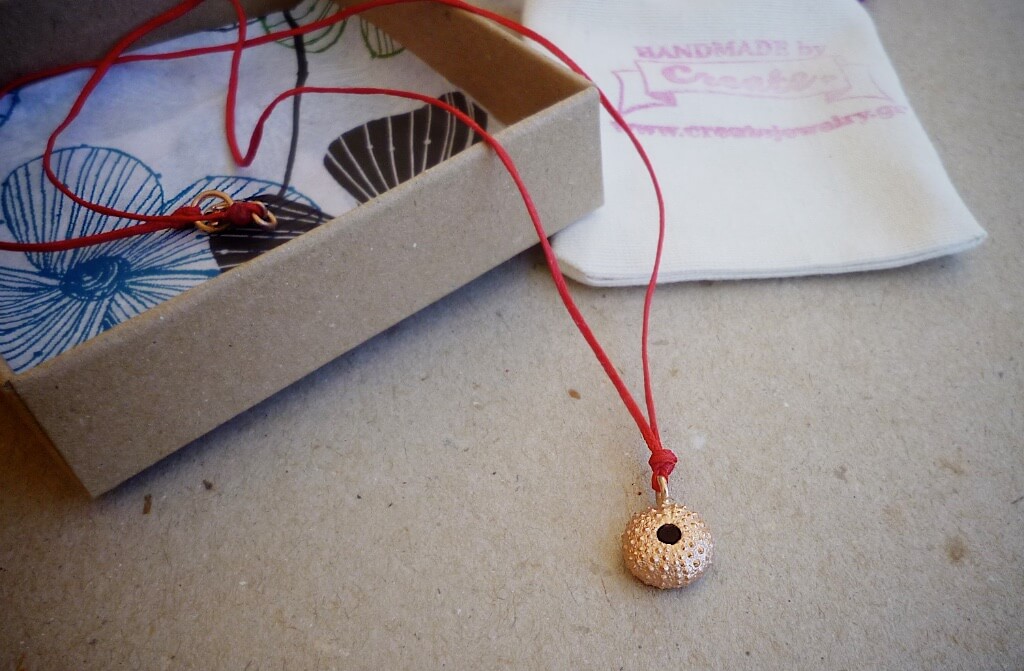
[
  {"x1": 0, "y1": 0, "x2": 479, "y2": 373},
  {"x1": 0, "y1": 5, "x2": 456, "y2": 226},
  {"x1": 522, "y1": 0, "x2": 985, "y2": 285}
]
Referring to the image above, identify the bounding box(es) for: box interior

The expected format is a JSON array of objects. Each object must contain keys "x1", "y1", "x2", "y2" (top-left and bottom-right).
[{"x1": 0, "y1": 0, "x2": 603, "y2": 496}]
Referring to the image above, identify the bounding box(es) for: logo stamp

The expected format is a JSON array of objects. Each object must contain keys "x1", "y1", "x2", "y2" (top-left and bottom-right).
[{"x1": 610, "y1": 39, "x2": 902, "y2": 141}]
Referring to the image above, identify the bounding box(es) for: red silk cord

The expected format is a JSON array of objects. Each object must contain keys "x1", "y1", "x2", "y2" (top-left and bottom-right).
[{"x1": 0, "y1": 0, "x2": 677, "y2": 491}]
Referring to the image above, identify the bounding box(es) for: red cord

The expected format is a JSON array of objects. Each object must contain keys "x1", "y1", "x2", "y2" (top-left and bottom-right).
[{"x1": 0, "y1": 0, "x2": 676, "y2": 491}]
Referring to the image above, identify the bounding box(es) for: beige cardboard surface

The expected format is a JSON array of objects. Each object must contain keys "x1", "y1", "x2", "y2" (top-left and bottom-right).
[
  {"x1": 1, "y1": 0, "x2": 1022, "y2": 669},
  {"x1": 1, "y1": 2, "x2": 602, "y2": 495}
]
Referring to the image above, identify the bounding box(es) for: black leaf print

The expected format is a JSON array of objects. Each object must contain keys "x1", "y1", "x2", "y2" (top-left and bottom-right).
[
  {"x1": 323, "y1": 92, "x2": 488, "y2": 204},
  {"x1": 207, "y1": 194, "x2": 332, "y2": 271}
]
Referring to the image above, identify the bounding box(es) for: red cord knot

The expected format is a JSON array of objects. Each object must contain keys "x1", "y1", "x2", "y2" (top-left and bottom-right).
[
  {"x1": 166, "y1": 205, "x2": 203, "y2": 229},
  {"x1": 224, "y1": 201, "x2": 267, "y2": 228},
  {"x1": 220, "y1": 200, "x2": 277, "y2": 231},
  {"x1": 648, "y1": 448, "x2": 677, "y2": 491}
]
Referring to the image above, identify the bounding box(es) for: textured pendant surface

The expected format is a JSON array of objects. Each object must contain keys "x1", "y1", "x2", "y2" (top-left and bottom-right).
[{"x1": 621, "y1": 499, "x2": 713, "y2": 589}]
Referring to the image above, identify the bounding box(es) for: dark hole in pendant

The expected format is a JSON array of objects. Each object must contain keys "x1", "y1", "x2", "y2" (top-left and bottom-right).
[{"x1": 657, "y1": 523, "x2": 683, "y2": 545}]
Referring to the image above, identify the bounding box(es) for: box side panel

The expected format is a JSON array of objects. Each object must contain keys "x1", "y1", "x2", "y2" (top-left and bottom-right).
[
  {"x1": 1, "y1": 379, "x2": 87, "y2": 495},
  {"x1": 12, "y1": 87, "x2": 602, "y2": 496},
  {"x1": 337, "y1": 0, "x2": 589, "y2": 124},
  {"x1": 0, "y1": 0, "x2": 298, "y2": 83},
  {"x1": 3, "y1": 352, "x2": 84, "y2": 494}
]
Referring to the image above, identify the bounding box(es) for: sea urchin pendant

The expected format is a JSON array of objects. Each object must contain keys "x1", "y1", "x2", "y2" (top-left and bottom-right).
[{"x1": 621, "y1": 486, "x2": 713, "y2": 589}]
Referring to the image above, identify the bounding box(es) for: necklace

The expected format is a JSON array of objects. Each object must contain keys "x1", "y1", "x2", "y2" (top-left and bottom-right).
[{"x1": 0, "y1": 0, "x2": 713, "y2": 589}]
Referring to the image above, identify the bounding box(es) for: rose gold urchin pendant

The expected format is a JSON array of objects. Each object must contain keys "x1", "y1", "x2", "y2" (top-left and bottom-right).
[{"x1": 621, "y1": 477, "x2": 713, "y2": 589}]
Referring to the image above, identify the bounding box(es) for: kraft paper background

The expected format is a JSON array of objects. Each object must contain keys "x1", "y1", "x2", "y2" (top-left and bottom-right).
[{"x1": 1, "y1": 0, "x2": 1021, "y2": 669}]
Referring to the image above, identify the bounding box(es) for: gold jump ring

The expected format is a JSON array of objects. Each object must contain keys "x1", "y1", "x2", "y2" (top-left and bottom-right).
[{"x1": 190, "y1": 189, "x2": 235, "y2": 234}]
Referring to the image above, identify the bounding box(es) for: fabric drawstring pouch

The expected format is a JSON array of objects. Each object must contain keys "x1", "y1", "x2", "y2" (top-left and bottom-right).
[{"x1": 522, "y1": 0, "x2": 985, "y2": 286}]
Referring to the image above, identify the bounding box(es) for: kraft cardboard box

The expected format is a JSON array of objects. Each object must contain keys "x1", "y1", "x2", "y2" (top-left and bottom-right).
[{"x1": 0, "y1": 0, "x2": 603, "y2": 496}]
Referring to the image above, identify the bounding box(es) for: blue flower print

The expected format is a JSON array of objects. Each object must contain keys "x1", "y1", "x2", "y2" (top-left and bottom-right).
[
  {"x1": 0, "y1": 146, "x2": 218, "y2": 373},
  {"x1": 0, "y1": 90, "x2": 17, "y2": 129}
]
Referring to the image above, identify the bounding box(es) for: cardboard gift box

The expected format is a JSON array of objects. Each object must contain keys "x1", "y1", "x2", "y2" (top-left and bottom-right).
[{"x1": 0, "y1": 0, "x2": 603, "y2": 496}]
